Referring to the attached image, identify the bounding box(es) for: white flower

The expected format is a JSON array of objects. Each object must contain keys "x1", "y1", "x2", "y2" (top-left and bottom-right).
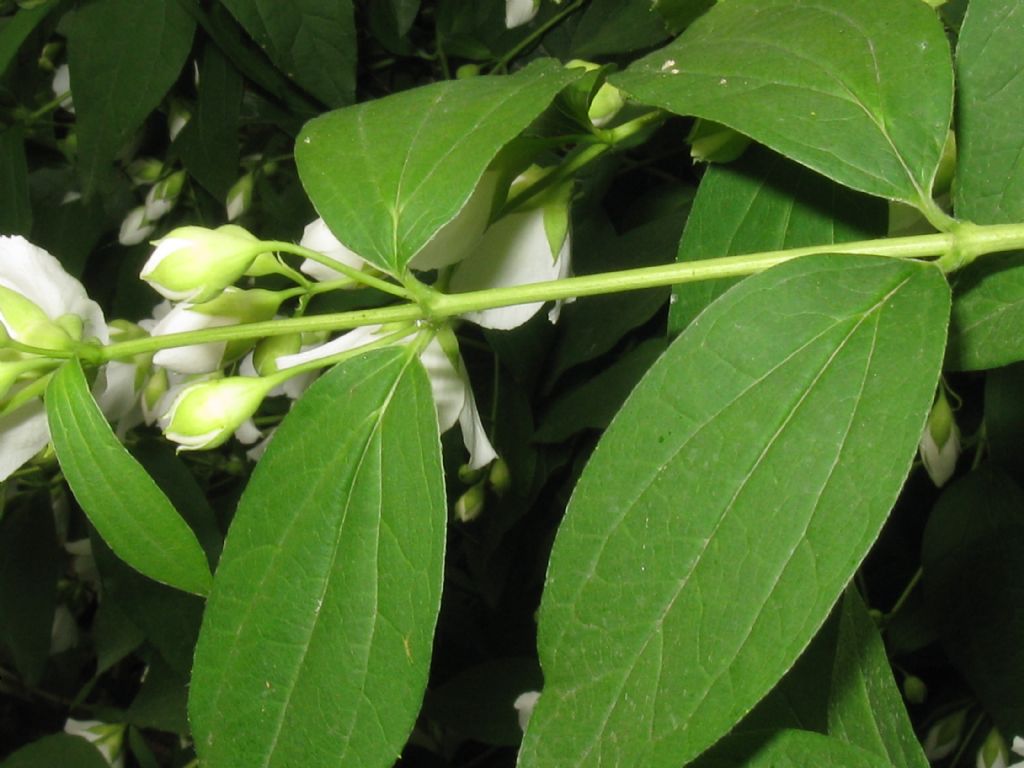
[
  {"x1": 299, "y1": 218, "x2": 367, "y2": 281},
  {"x1": 447, "y1": 204, "x2": 571, "y2": 330},
  {"x1": 0, "y1": 237, "x2": 107, "y2": 481},
  {"x1": 409, "y1": 170, "x2": 501, "y2": 271},
  {"x1": 118, "y1": 206, "x2": 155, "y2": 246},
  {"x1": 919, "y1": 388, "x2": 960, "y2": 487},
  {"x1": 51, "y1": 63, "x2": 73, "y2": 112},
  {"x1": 278, "y1": 326, "x2": 497, "y2": 469},
  {"x1": 63, "y1": 719, "x2": 125, "y2": 768},
  {"x1": 506, "y1": 0, "x2": 540, "y2": 28},
  {"x1": 513, "y1": 690, "x2": 541, "y2": 731}
]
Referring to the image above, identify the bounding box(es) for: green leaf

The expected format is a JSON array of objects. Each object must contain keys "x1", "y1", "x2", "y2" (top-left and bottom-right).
[
  {"x1": 0, "y1": 1, "x2": 58, "y2": 80},
  {"x1": 220, "y1": 0, "x2": 356, "y2": 107},
  {"x1": 954, "y1": 0, "x2": 1024, "y2": 223},
  {"x1": 0, "y1": 494, "x2": 60, "y2": 685},
  {"x1": 565, "y1": 0, "x2": 671, "y2": 58},
  {"x1": 650, "y1": 0, "x2": 714, "y2": 35},
  {"x1": 295, "y1": 59, "x2": 580, "y2": 274},
  {"x1": 612, "y1": 0, "x2": 953, "y2": 207},
  {"x1": 518, "y1": 255, "x2": 949, "y2": 768},
  {"x1": 946, "y1": 252, "x2": 1024, "y2": 370},
  {"x1": 696, "y1": 729, "x2": 893, "y2": 768},
  {"x1": 985, "y1": 362, "x2": 1024, "y2": 486},
  {"x1": 176, "y1": 43, "x2": 244, "y2": 201},
  {"x1": 0, "y1": 127, "x2": 31, "y2": 235},
  {"x1": 46, "y1": 359, "x2": 212, "y2": 596},
  {"x1": 921, "y1": 466, "x2": 1024, "y2": 738},
  {"x1": 0, "y1": 734, "x2": 110, "y2": 768},
  {"x1": 68, "y1": 0, "x2": 195, "y2": 194},
  {"x1": 189, "y1": 348, "x2": 447, "y2": 768},
  {"x1": 828, "y1": 590, "x2": 929, "y2": 768},
  {"x1": 670, "y1": 146, "x2": 886, "y2": 334}
]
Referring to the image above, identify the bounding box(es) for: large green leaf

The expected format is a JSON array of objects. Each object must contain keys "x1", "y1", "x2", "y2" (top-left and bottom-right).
[
  {"x1": 0, "y1": 734, "x2": 110, "y2": 768},
  {"x1": 68, "y1": 0, "x2": 195, "y2": 194},
  {"x1": 946, "y1": 252, "x2": 1024, "y2": 370},
  {"x1": 697, "y1": 730, "x2": 892, "y2": 768},
  {"x1": 46, "y1": 359, "x2": 212, "y2": 596},
  {"x1": 612, "y1": 0, "x2": 953, "y2": 207},
  {"x1": 670, "y1": 146, "x2": 886, "y2": 334},
  {"x1": 518, "y1": 255, "x2": 949, "y2": 768},
  {"x1": 220, "y1": 0, "x2": 355, "y2": 108},
  {"x1": 954, "y1": 0, "x2": 1024, "y2": 223},
  {"x1": 189, "y1": 348, "x2": 446, "y2": 768},
  {"x1": 295, "y1": 59, "x2": 579, "y2": 274},
  {"x1": 921, "y1": 467, "x2": 1024, "y2": 739},
  {"x1": 828, "y1": 590, "x2": 929, "y2": 768}
]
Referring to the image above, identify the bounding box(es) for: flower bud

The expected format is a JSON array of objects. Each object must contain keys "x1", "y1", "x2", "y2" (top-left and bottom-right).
[
  {"x1": 140, "y1": 225, "x2": 266, "y2": 303},
  {"x1": 513, "y1": 691, "x2": 541, "y2": 731},
  {"x1": 226, "y1": 173, "x2": 254, "y2": 222},
  {"x1": 0, "y1": 285, "x2": 75, "y2": 351},
  {"x1": 298, "y1": 218, "x2": 366, "y2": 281},
  {"x1": 488, "y1": 457, "x2": 511, "y2": 495},
  {"x1": 163, "y1": 376, "x2": 276, "y2": 451},
  {"x1": 168, "y1": 97, "x2": 191, "y2": 141},
  {"x1": 454, "y1": 481, "x2": 486, "y2": 523},
  {"x1": 118, "y1": 206, "x2": 155, "y2": 246},
  {"x1": 38, "y1": 41, "x2": 61, "y2": 72},
  {"x1": 144, "y1": 170, "x2": 186, "y2": 221},
  {"x1": 63, "y1": 718, "x2": 125, "y2": 767},
  {"x1": 51, "y1": 63, "x2": 73, "y2": 112},
  {"x1": 919, "y1": 387, "x2": 960, "y2": 487},
  {"x1": 902, "y1": 674, "x2": 926, "y2": 704},
  {"x1": 923, "y1": 710, "x2": 966, "y2": 761},
  {"x1": 688, "y1": 119, "x2": 751, "y2": 164},
  {"x1": 141, "y1": 366, "x2": 169, "y2": 424},
  {"x1": 588, "y1": 82, "x2": 625, "y2": 128},
  {"x1": 126, "y1": 157, "x2": 165, "y2": 185},
  {"x1": 252, "y1": 333, "x2": 303, "y2": 376},
  {"x1": 977, "y1": 728, "x2": 1009, "y2": 768},
  {"x1": 505, "y1": 0, "x2": 539, "y2": 28},
  {"x1": 456, "y1": 63, "x2": 480, "y2": 79}
]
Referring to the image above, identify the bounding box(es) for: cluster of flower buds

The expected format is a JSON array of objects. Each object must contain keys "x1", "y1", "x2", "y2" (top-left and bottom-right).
[{"x1": 119, "y1": 168, "x2": 187, "y2": 246}]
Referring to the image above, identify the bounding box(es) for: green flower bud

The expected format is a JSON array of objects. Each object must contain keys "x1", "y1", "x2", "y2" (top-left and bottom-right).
[
  {"x1": 488, "y1": 457, "x2": 511, "y2": 495},
  {"x1": 922, "y1": 710, "x2": 966, "y2": 761},
  {"x1": 688, "y1": 119, "x2": 752, "y2": 164},
  {"x1": 0, "y1": 285, "x2": 75, "y2": 351},
  {"x1": 977, "y1": 728, "x2": 1009, "y2": 768},
  {"x1": 454, "y1": 481, "x2": 486, "y2": 523},
  {"x1": 252, "y1": 333, "x2": 303, "y2": 376},
  {"x1": 126, "y1": 157, "x2": 165, "y2": 185},
  {"x1": 163, "y1": 376, "x2": 275, "y2": 451},
  {"x1": 140, "y1": 225, "x2": 267, "y2": 303},
  {"x1": 919, "y1": 386, "x2": 960, "y2": 487},
  {"x1": 588, "y1": 82, "x2": 625, "y2": 128},
  {"x1": 456, "y1": 63, "x2": 481, "y2": 79},
  {"x1": 145, "y1": 170, "x2": 186, "y2": 221},
  {"x1": 902, "y1": 675, "x2": 926, "y2": 704}
]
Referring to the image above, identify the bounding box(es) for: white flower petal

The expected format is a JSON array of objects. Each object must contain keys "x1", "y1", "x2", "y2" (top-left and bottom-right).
[
  {"x1": 0, "y1": 400, "x2": 50, "y2": 482},
  {"x1": 410, "y1": 171, "x2": 500, "y2": 271},
  {"x1": 459, "y1": 390, "x2": 497, "y2": 470},
  {"x1": 149, "y1": 303, "x2": 233, "y2": 374},
  {"x1": 448, "y1": 208, "x2": 570, "y2": 330},
  {"x1": 276, "y1": 324, "x2": 383, "y2": 369},
  {"x1": 513, "y1": 691, "x2": 541, "y2": 731},
  {"x1": 299, "y1": 218, "x2": 366, "y2": 280},
  {"x1": 118, "y1": 206, "x2": 156, "y2": 246},
  {"x1": 505, "y1": 0, "x2": 539, "y2": 28},
  {"x1": 234, "y1": 419, "x2": 262, "y2": 444},
  {"x1": 419, "y1": 338, "x2": 466, "y2": 433},
  {"x1": 0, "y1": 236, "x2": 107, "y2": 342}
]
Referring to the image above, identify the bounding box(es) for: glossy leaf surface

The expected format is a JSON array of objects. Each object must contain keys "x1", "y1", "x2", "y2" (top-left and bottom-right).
[
  {"x1": 519, "y1": 255, "x2": 949, "y2": 768},
  {"x1": 68, "y1": 0, "x2": 195, "y2": 193},
  {"x1": 612, "y1": 0, "x2": 953, "y2": 206},
  {"x1": 295, "y1": 59, "x2": 578, "y2": 273},
  {"x1": 670, "y1": 146, "x2": 886, "y2": 333},
  {"x1": 189, "y1": 348, "x2": 446, "y2": 768},
  {"x1": 46, "y1": 359, "x2": 213, "y2": 596},
  {"x1": 954, "y1": 0, "x2": 1024, "y2": 223},
  {"x1": 220, "y1": 0, "x2": 356, "y2": 108}
]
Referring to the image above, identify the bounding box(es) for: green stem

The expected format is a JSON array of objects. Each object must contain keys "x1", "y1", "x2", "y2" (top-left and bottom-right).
[
  {"x1": 262, "y1": 240, "x2": 411, "y2": 300},
  {"x1": 490, "y1": 0, "x2": 589, "y2": 72},
  {"x1": 94, "y1": 222, "x2": 1024, "y2": 363}
]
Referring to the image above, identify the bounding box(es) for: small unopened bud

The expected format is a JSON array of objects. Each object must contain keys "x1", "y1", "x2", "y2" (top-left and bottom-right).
[
  {"x1": 976, "y1": 728, "x2": 1009, "y2": 768},
  {"x1": 902, "y1": 675, "x2": 926, "y2": 704},
  {"x1": 126, "y1": 157, "x2": 165, "y2": 185},
  {"x1": 141, "y1": 367, "x2": 169, "y2": 424},
  {"x1": 923, "y1": 710, "x2": 966, "y2": 761},
  {"x1": 252, "y1": 333, "x2": 303, "y2": 376},
  {"x1": 118, "y1": 206, "x2": 155, "y2": 246},
  {"x1": 0, "y1": 285, "x2": 75, "y2": 351},
  {"x1": 454, "y1": 482, "x2": 486, "y2": 523},
  {"x1": 505, "y1": 0, "x2": 539, "y2": 28},
  {"x1": 513, "y1": 691, "x2": 541, "y2": 731},
  {"x1": 226, "y1": 173, "x2": 254, "y2": 222},
  {"x1": 63, "y1": 719, "x2": 125, "y2": 767},
  {"x1": 688, "y1": 119, "x2": 751, "y2": 164},
  {"x1": 168, "y1": 97, "x2": 192, "y2": 141},
  {"x1": 456, "y1": 63, "x2": 480, "y2": 79},
  {"x1": 144, "y1": 170, "x2": 186, "y2": 221},
  {"x1": 919, "y1": 387, "x2": 960, "y2": 487},
  {"x1": 140, "y1": 225, "x2": 266, "y2": 303},
  {"x1": 488, "y1": 457, "x2": 511, "y2": 495},
  {"x1": 588, "y1": 82, "x2": 625, "y2": 128},
  {"x1": 163, "y1": 376, "x2": 276, "y2": 451},
  {"x1": 51, "y1": 63, "x2": 73, "y2": 112},
  {"x1": 38, "y1": 41, "x2": 61, "y2": 72}
]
